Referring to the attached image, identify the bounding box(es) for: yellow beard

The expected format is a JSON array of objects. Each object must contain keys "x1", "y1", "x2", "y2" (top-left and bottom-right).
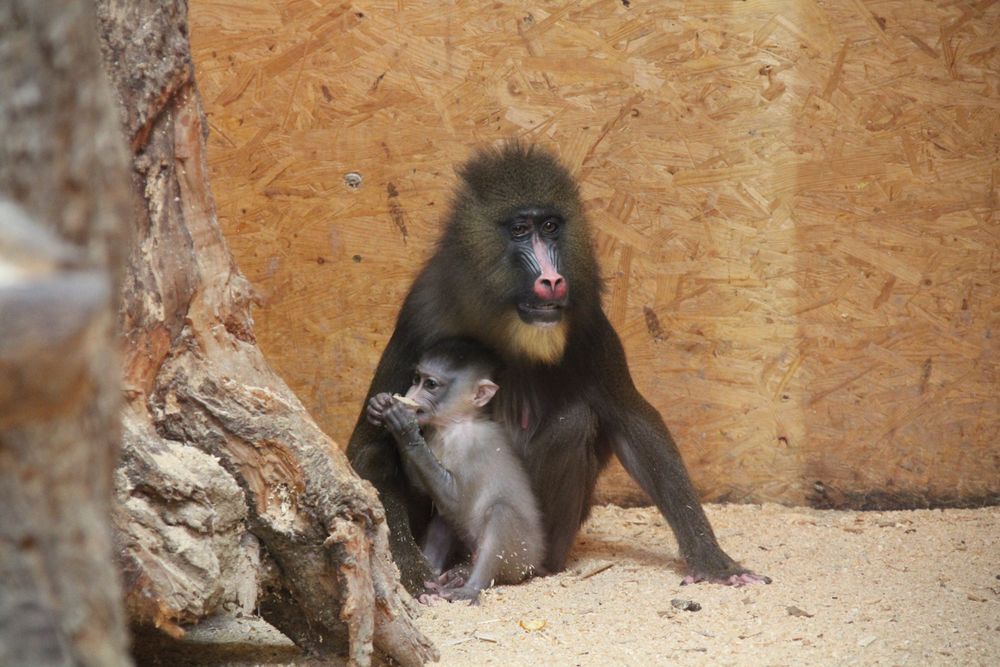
[{"x1": 497, "y1": 312, "x2": 568, "y2": 364}]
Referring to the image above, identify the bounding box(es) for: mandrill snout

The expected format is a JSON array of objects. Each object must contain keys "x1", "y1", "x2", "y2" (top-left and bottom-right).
[{"x1": 533, "y1": 274, "x2": 567, "y2": 301}]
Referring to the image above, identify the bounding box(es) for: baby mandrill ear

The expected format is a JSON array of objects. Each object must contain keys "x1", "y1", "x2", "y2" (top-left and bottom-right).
[{"x1": 472, "y1": 379, "x2": 499, "y2": 407}]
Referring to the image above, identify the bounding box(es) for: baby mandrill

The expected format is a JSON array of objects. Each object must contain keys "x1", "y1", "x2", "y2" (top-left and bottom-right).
[{"x1": 367, "y1": 338, "x2": 544, "y2": 602}]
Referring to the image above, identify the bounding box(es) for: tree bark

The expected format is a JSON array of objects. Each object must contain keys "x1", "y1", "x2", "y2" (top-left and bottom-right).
[
  {"x1": 0, "y1": 1, "x2": 132, "y2": 666},
  {"x1": 95, "y1": 1, "x2": 437, "y2": 665}
]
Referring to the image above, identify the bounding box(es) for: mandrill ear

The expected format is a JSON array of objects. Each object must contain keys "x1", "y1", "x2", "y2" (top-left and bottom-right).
[{"x1": 472, "y1": 379, "x2": 499, "y2": 407}]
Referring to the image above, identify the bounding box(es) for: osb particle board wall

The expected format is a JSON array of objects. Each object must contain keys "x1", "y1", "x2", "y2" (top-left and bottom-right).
[{"x1": 189, "y1": 0, "x2": 999, "y2": 509}]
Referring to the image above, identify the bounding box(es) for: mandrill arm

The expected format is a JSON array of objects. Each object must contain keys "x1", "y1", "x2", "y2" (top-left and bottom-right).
[
  {"x1": 348, "y1": 327, "x2": 436, "y2": 595},
  {"x1": 592, "y1": 313, "x2": 770, "y2": 586},
  {"x1": 373, "y1": 396, "x2": 461, "y2": 515}
]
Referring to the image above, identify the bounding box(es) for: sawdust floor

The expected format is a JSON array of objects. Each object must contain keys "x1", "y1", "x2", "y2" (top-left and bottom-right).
[{"x1": 413, "y1": 503, "x2": 1000, "y2": 666}]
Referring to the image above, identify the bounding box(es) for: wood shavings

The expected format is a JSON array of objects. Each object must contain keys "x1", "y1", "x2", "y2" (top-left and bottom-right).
[
  {"x1": 576, "y1": 562, "x2": 615, "y2": 581},
  {"x1": 787, "y1": 606, "x2": 815, "y2": 618},
  {"x1": 412, "y1": 504, "x2": 1000, "y2": 664}
]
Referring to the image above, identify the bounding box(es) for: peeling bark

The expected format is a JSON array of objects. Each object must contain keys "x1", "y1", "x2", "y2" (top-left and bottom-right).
[{"x1": 95, "y1": 1, "x2": 437, "y2": 664}]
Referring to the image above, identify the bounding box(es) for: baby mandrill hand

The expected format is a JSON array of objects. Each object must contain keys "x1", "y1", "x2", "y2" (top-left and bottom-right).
[{"x1": 379, "y1": 395, "x2": 420, "y2": 442}]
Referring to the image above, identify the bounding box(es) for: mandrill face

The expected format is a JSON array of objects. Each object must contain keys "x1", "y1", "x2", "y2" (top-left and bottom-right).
[
  {"x1": 443, "y1": 142, "x2": 601, "y2": 364},
  {"x1": 504, "y1": 207, "x2": 569, "y2": 328}
]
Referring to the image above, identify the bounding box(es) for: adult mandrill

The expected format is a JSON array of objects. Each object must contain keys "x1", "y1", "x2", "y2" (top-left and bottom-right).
[{"x1": 348, "y1": 141, "x2": 768, "y2": 594}]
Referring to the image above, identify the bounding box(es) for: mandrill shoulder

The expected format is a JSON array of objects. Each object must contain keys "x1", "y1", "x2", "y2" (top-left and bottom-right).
[{"x1": 396, "y1": 263, "x2": 466, "y2": 342}]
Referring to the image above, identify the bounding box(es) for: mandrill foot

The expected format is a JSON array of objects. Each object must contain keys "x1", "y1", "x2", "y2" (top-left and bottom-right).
[{"x1": 418, "y1": 571, "x2": 481, "y2": 605}]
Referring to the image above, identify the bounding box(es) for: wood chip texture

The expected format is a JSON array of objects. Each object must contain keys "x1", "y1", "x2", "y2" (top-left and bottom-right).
[{"x1": 188, "y1": 0, "x2": 1000, "y2": 509}]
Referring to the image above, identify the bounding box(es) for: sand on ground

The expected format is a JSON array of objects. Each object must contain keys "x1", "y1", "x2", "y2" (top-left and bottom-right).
[{"x1": 413, "y1": 503, "x2": 1000, "y2": 666}]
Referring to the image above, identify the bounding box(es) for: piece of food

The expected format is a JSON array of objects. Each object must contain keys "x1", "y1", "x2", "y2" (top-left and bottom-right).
[
  {"x1": 519, "y1": 618, "x2": 546, "y2": 631},
  {"x1": 392, "y1": 393, "x2": 420, "y2": 408}
]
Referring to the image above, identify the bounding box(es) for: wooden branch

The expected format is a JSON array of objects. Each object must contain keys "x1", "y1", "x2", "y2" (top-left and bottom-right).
[{"x1": 94, "y1": 1, "x2": 437, "y2": 663}]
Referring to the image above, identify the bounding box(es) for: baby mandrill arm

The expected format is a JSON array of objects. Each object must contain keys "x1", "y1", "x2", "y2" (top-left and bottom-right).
[{"x1": 376, "y1": 394, "x2": 461, "y2": 512}]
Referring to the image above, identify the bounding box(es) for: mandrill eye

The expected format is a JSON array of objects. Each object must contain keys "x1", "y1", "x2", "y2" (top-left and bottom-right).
[
  {"x1": 540, "y1": 218, "x2": 560, "y2": 235},
  {"x1": 510, "y1": 220, "x2": 531, "y2": 239}
]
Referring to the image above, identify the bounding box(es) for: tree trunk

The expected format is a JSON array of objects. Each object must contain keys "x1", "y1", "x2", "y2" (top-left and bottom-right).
[
  {"x1": 94, "y1": 1, "x2": 437, "y2": 665},
  {"x1": 0, "y1": 1, "x2": 132, "y2": 666}
]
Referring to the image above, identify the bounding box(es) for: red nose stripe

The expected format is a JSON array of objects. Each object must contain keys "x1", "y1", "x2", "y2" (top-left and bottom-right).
[{"x1": 532, "y1": 234, "x2": 566, "y2": 300}]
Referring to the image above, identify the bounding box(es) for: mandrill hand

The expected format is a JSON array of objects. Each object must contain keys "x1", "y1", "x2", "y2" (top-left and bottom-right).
[
  {"x1": 380, "y1": 398, "x2": 421, "y2": 444},
  {"x1": 366, "y1": 392, "x2": 395, "y2": 427}
]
